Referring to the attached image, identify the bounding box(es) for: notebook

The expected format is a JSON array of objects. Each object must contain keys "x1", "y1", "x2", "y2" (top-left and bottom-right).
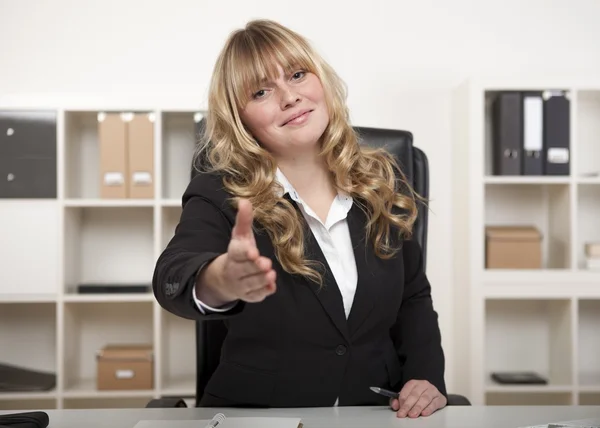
[{"x1": 133, "y1": 417, "x2": 303, "y2": 428}]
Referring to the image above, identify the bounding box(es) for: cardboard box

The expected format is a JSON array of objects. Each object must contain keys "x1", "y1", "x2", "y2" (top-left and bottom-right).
[
  {"x1": 98, "y1": 113, "x2": 128, "y2": 198},
  {"x1": 96, "y1": 344, "x2": 153, "y2": 390},
  {"x1": 127, "y1": 113, "x2": 155, "y2": 199},
  {"x1": 486, "y1": 226, "x2": 542, "y2": 269},
  {"x1": 585, "y1": 243, "x2": 600, "y2": 258}
]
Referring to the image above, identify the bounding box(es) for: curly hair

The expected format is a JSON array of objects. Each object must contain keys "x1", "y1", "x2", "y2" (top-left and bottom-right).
[{"x1": 194, "y1": 19, "x2": 423, "y2": 287}]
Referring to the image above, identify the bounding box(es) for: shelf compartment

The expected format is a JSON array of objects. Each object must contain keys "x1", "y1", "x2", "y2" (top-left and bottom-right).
[
  {"x1": 579, "y1": 393, "x2": 600, "y2": 405},
  {"x1": 0, "y1": 201, "x2": 60, "y2": 296},
  {"x1": 578, "y1": 299, "x2": 600, "y2": 390},
  {"x1": 160, "y1": 309, "x2": 196, "y2": 397},
  {"x1": 63, "y1": 206, "x2": 154, "y2": 294},
  {"x1": 486, "y1": 391, "x2": 573, "y2": 405},
  {"x1": 62, "y1": 301, "x2": 154, "y2": 395},
  {"x1": 576, "y1": 90, "x2": 600, "y2": 179},
  {"x1": 161, "y1": 206, "x2": 182, "y2": 250},
  {"x1": 0, "y1": 399, "x2": 56, "y2": 411},
  {"x1": 63, "y1": 397, "x2": 152, "y2": 409},
  {"x1": 577, "y1": 184, "x2": 600, "y2": 270},
  {"x1": 0, "y1": 302, "x2": 57, "y2": 385},
  {"x1": 485, "y1": 299, "x2": 573, "y2": 388},
  {"x1": 485, "y1": 183, "x2": 571, "y2": 269},
  {"x1": 161, "y1": 111, "x2": 201, "y2": 200}
]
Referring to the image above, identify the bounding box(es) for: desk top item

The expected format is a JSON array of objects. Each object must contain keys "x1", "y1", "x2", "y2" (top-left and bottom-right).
[
  {"x1": 133, "y1": 416, "x2": 303, "y2": 428},
  {"x1": 0, "y1": 411, "x2": 49, "y2": 428},
  {"x1": 491, "y1": 371, "x2": 547, "y2": 385}
]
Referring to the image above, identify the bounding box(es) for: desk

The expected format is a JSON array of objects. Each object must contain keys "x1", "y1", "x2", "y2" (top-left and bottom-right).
[{"x1": 2, "y1": 406, "x2": 600, "y2": 428}]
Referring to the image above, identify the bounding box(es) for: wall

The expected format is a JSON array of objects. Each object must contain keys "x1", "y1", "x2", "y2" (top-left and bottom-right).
[{"x1": 2, "y1": 0, "x2": 600, "y2": 397}]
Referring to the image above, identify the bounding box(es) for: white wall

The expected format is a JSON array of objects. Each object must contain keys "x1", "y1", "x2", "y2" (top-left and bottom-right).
[{"x1": 2, "y1": 0, "x2": 600, "y2": 397}]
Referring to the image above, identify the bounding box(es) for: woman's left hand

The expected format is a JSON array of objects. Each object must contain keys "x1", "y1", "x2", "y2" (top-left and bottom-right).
[{"x1": 390, "y1": 380, "x2": 447, "y2": 418}]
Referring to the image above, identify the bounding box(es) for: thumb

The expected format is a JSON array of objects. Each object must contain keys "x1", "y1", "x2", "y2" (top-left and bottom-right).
[
  {"x1": 390, "y1": 398, "x2": 399, "y2": 411},
  {"x1": 232, "y1": 199, "x2": 254, "y2": 239}
]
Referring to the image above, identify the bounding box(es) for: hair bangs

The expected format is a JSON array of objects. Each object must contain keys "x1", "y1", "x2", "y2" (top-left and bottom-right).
[{"x1": 226, "y1": 27, "x2": 317, "y2": 108}]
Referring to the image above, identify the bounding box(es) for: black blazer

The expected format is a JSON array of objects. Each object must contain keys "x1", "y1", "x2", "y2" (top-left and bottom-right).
[{"x1": 152, "y1": 171, "x2": 446, "y2": 408}]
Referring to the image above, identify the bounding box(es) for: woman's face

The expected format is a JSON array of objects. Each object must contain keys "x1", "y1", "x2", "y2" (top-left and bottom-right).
[{"x1": 239, "y1": 64, "x2": 329, "y2": 159}]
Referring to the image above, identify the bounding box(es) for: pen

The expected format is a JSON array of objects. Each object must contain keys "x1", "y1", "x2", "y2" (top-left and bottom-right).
[
  {"x1": 204, "y1": 413, "x2": 226, "y2": 428},
  {"x1": 370, "y1": 386, "x2": 399, "y2": 399}
]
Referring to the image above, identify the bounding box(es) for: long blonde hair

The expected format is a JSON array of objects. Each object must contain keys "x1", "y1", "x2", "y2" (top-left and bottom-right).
[{"x1": 195, "y1": 19, "x2": 422, "y2": 286}]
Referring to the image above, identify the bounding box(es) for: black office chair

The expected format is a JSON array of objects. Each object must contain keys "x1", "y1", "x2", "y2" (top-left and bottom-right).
[{"x1": 147, "y1": 125, "x2": 470, "y2": 408}]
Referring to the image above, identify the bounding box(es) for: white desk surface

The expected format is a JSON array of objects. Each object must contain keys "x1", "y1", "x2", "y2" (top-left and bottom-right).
[{"x1": 2, "y1": 406, "x2": 600, "y2": 428}]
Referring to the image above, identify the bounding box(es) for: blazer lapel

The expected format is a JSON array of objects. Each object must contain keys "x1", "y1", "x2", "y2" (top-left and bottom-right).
[
  {"x1": 287, "y1": 197, "x2": 351, "y2": 343},
  {"x1": 346, "y1": 202, "x2": 382, "y2": 339}
]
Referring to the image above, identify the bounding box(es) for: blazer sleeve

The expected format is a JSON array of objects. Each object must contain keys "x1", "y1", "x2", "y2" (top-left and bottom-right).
[
  {"x1": 390, "y1": 239, "x2": 447, "y2": 397},
  {"x1": 152, "y1": 177, "x2": 246, "y2": 321}
]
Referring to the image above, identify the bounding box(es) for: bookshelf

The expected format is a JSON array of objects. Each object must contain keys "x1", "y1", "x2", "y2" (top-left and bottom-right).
[
  {"x1": 452, "y1": 78, "x2": 600, "y2": 406},
  {"x1": 0, "y1": 100, "x2": 204, "y2": 410}
]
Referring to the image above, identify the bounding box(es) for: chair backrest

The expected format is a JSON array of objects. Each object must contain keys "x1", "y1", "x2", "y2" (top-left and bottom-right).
[{"x1": 191, "y1": 125, "x2": 430, "y2": 405}]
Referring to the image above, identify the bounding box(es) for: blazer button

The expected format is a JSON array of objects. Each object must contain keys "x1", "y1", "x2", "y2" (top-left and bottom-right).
[{"x1": 335, "y1": 345, "x2": 347, "y2": 356}]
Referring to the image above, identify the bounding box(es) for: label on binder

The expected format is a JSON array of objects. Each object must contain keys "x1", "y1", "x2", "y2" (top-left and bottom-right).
[
  {"x1": 547, "y1": 148, "x2": 569, "y2": 164},
  {"x1": 104, "y1": 172, "x2": 125, "y2": 186},
  {"x1": 116, "y1": 369, "x2": 135, "y2": 379},
  {"x1": 132, "y1": 172, "x2": 152, "y2": 185}
]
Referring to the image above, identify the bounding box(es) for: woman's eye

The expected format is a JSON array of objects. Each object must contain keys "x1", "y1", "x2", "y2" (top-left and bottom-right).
[
  {"x1": 253, "y1": 89, "x2": 266, "y2": 99},
  {"x1": 292, "y1": 71, "x2": 305, "y2": 80}
]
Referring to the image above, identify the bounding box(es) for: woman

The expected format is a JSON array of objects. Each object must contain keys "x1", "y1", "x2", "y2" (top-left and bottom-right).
[{"x1": 152, "y1": 19, "x2": 447, "y2": 418}]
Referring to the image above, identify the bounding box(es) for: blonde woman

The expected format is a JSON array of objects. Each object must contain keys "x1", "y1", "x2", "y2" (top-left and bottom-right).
[{"x1": 153, "y1": 19, "x2": 447, "y2": 418}]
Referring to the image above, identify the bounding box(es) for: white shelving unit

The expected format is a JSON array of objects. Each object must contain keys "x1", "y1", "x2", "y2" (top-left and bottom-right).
[
  {"x1": 0, "y1": 99, "x2": 204, "y2": 410},
  {"x1": 452, "y1": 78, "x2": 600, "y2": 406}
]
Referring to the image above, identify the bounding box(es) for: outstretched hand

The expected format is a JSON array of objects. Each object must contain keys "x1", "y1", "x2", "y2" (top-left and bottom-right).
[{"x1": 390, "y1": 380, "x2": 447, "y2": 418}]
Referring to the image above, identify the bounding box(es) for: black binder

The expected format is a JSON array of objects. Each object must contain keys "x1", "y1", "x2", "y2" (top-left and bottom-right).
[
  {"x1": 491, "y1": 92, "x2": 522, "y2": 175},
  {"x1": 543, "y1": 90, "x2": 570, "y2": 176},
  {"x1": 522, "y1": 91, "x2": 544, "y2": 175}
]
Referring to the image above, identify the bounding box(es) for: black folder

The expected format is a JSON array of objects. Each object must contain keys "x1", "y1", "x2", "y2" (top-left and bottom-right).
[
  {"x1": 543, "y1": 90, "x2": 570, "y2": 176},
  {"x1": 0, "y1": 362, "x2": 56, "y2": 392},
  {"x1": 491, "y1": 92, "x2": 522, "y2": 175}
]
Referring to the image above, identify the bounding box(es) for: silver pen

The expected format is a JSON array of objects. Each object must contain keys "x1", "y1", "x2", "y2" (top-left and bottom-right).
[
  {"x1": 370, "y1": 386, "x2": 400, "y2": 399},
  {"x1": 204, "y1": 413, "x2": 226, "y2": 428}
]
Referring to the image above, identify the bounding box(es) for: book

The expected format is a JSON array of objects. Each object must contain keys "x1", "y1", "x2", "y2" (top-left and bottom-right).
[{"x1": 133, "y1": 417, "x2": 303, "y2": 428}]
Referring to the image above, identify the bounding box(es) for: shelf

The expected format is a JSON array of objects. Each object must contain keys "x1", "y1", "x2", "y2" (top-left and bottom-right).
[
  {"x1": 577, "y1": 176, "x2": 600, "y2": 184},
  {"x1": 485, "y1": 299, "x2": 573, "y2": 387},
  {"x1": 485, "y1": 379, "x2": 573, "y2": 393},
  {"x1": 0, "y1": 390, "x2": 56, "y2": 401},
  {"x1": 578, "y1": 300, "x2": 600, "y2": 391},
  {"x1": 161, "y1": 199, "x2": 182, "y2": 207},
  {"x1": 63, "y1": 206, "x2": 154, "y2": 293},
  {"x1": 62, "y1": 378, "x2": 154, "y2": 398},
  {"x1": 484, "y1": 176, "x2": 572, "y2": 185},
  {"x1": 63, "y1": 293, "x2": 154, "y2": 303},
  {"x1": 577, "y1": 184, "x2": 600, "y2": 270},
  {"x1": 483, "y1": 283, "x2": 600, "y2": 299},
  {"x1": 576, "y1": 91, "x2": 600, "y2": 178},
  {"x1": 0, "y1": 302, "x2": 57, "y2": 377},
  {"x1": 0, "y1": 293, "x2": 57, "y2": 303},
  {"x1": 485, "y1": 391, "x2": 573, "y2": 405},
  {"x1": 161, "y1": 111, "x2": 199, "y2": 200},
  {"x1": 64, "y1": 199, "x2": 155, "y2": 207},
  {"x1": 63, "y1": 301, "x2": 154, "y2": 394},
  {"x1": 160, "y1": 309, "x2": 196, "y2": 394},
  {"x1": 482, "y1": 269, "x2": 600, "y2": 286},
  {"x1": 485, "y1": 183, "x2": 571, "y2": 269},
  {"x1": 0, "y1": 398, "x2": 56, "y2": 411}
]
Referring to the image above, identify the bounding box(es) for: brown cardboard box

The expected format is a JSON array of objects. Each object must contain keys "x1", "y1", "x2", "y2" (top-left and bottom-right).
[
  {"x1": 127, "y1": 113, "x2": 155, "y2": 199},
  {"x1": 96, "y1": 344, "x2": 153, "y2": 390},
  {"x1": 485, "y1": 226, "x2": 542, "y2": 269},
  {"x1": 98, "y1": 113, "x2": 128, "y2": 198},
  {"x1": 585, "y1": 242, "x2": 600, "y2": 258}
]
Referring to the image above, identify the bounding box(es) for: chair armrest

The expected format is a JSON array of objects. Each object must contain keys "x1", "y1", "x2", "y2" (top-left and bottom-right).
[
  {"x1": 447, "y1": 393, "x2": 471, "y2": 406},
  {"x1": 145, "y1": 397, "x2": 188, "y2": 408}
]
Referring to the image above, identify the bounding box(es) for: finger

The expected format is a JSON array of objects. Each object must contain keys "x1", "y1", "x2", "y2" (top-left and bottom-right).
[
  {"x1": 420, "y1": 396, "x2": 442, "y2": 417},
  {"x1": 397, "y1": 380, "x2": 418, "y2": 410},
  {"x1": 241, "y1": 269, "x2": 277, "y2": 293},
  {"x1": 236, "y1": 256, "x2": 272, "y2": 280},
  {"x1": 397, "y1": 382, "x2": 428, "y2": 418},
  {"x1": 407, "y1": 391, "x2": 435, "y2": 418},
  {"x1": 389, "y1": 398, "x2": 399, "y2": 411},
  {"x1": 232, "y1": 199, "x2": 254, "y2": 239},
  {"x1": 228, "y1": 239, "x2": 258, "y2": 262},
  {"x1": 243, "y1": 281, "x2": 277, "y2": 302}
]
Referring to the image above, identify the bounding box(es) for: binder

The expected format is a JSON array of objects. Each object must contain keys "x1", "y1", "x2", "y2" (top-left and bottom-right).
[
  {"x1": 491, "y1": 92, "x2": 522, "y2": 175},
  {"x1": 522, "y1": 92, "x2": 544, "y2": 175},
  {"x1": 98, "y1": 113, "x2": 128, "y2": 198},
  {"x1": 543, "y1": 90, "x2": 570, "y2": 176},
  {"x1": 127, "y1": 113, "x2": 155, "y2": 199}
]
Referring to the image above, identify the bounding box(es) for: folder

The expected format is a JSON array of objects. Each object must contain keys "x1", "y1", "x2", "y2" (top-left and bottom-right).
[
  {"x1": 522, "y1": 92, "x2": 544, "y2": 175},
  {"x1": 127, "y1": 113, "x2": 155, "y2": 199},
  {"x1": 491, "y1": 92, "x2": 522, "y2": 175},
  {"x1": 543, "y1": 90, "x2": 570, "y2": 176},
  {"x1": 98, "y1": 113, "x2": 128, "y2": 198}
]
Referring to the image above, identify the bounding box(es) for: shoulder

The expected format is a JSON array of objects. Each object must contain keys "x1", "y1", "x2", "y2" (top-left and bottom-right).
[{"x1": 182, "y1": 171, "x2": 234, "y2": 214}]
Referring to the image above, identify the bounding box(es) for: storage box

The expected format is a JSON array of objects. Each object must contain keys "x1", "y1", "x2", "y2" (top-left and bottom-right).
[
  {"x1": 585, "y1": 243, "x2": 600, "y2": 258},
  {"x1": 485, "y1": 226, "x2": 542, "y2": 269},
  {"x1": 96, "y1": 344, "x2": 153, "y2": 390}
]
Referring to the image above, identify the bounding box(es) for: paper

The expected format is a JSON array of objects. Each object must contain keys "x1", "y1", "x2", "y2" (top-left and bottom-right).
[
  {"x1": 519, "y1": 418, "x2": 600, "y2": 428},
  {"x1": 133, "y1": 417, "x2": 303, "y2": 428}
]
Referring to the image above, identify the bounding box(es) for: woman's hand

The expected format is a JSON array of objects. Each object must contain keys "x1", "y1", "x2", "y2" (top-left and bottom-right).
[
  {"x1": 195, "y1": 199, "x2": 277, "y2": 306},
  {"x1": 390, "y1": 380, "x2": 447, "y2": 418}
]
